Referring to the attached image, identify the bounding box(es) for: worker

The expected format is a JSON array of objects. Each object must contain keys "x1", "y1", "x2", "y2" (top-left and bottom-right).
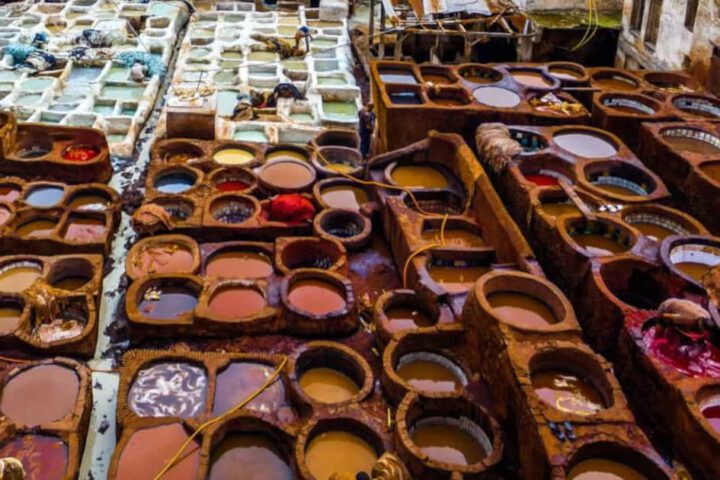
[{"x1": 358, "y1": 102, "x2": 375, "y2": 159}]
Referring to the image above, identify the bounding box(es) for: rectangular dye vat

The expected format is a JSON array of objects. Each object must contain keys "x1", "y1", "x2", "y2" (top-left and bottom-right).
[{"x1": 0, "y1": 0, "x2": 190, "y2": 157}]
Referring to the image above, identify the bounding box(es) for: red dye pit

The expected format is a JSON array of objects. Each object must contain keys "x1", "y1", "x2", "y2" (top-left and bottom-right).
[
  {"x1": 62, "y1": 145, "x2": 100, "y2": 162},
  {"x1": 525, "y1": 174, "x2": 559, "y2": 187},
  {"x1": 628, "y1": 310, "x2": 720, "y2": 377},
  {"x1": 262, "y1": 194, "x2": 315, "y2": 224},
  {"x1": 216, "y1": 180, "x2": 251, "y2": 192}
]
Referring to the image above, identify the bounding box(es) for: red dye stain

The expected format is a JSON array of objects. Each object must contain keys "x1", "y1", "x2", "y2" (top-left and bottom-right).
[
  {"x1": 525, "y1": 174, "x2": 559, "y2": 187},
  {"x1": 265, "y1": 194, "x2": 315, "y2": 224},
  {"x1": 627, "y1": 310, "x2": 720, "y2": 377},
  {"x1": 62, "y1": 145, "x2": 100, "y2": 162},
  {"x1": 216, "y1": 180, "x2": 250, "y2": 192}
]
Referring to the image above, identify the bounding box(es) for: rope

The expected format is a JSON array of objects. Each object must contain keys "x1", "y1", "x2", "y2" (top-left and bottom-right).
[{"x1": 152, "y1": 356, "x2": 288, "y2": 480}]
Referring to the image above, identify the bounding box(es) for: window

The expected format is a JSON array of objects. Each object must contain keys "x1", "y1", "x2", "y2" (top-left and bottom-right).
[
  {"x1": 685, "y1": 0, "x2": 699, "y2": 31},
  {"x1": 630, "y1": 0, "x2": 646, "y2": 32},
  {"x1": 644, "y1": 0, "x2": 663, "y2": 47}
]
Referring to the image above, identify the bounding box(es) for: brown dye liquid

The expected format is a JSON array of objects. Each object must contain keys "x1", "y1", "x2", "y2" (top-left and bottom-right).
[
  {"x1": 432, "y1": 97, "x2": 465, "y2": 106},
  {"x1": 206, "y1": 251, "x2": 273, "y2": 279},
  {"x1": 208, "y1": 287, "x2": 266, "y2": 319},
  {"x1": 427, "y1": 265, "x2": 490, "y2": 293},
  {"x1": 674, "y1": 261, "x2": 709, "y2": 281},
  {"x1": 593, "y1": 183, "x2": 641, "y2": 197},
  {"x1": 487, "y1": 292, "x2": 557, "y2": 328},
  {"x1": 261, "y1": 161, "x2": 314, "y2": 189},
  {"x1": 573, "y1": 234, "x2": 626, "y2": 256},
  {"x1": 595, "y1": 76, "x2": 638, "y2": 90},
  {"x1": 631, "y1": 222, "x2": 676, "y2": 241},
  {"x1": 700, "y1": 162, "x2": 720, "y2": 182},
  {"x1": 299, "y1": 367, "x2": 359, "y2": 403},
  {"x1": 391, "y1": 165, "x2": 448, "y2": 189},
  {"x1": 63, "y1": 218, "x2": 106, "y2": 243},
  {"x1": 116, "y1": 423, "x2": 200, "y2": 480},
  {"x1": 464, "y1": 74, "x2": 495, "y2": 84},
  {"x1": 213, "y1": 362, "x2": 287, "y2": 416},
  {"x1": 305, "y1": 431, "x2": 377, "y2": 480},
  {"x1": 541, "y1": 202, "x2": 581, "y2": 218},
  {"x1": 16, "y1": 219, "x2": 57, "y2": 238},
  {"x1": 411, "y1": 422, "x2": 487, "y2": 466},
  {"x1": 0, "y1": 306, "x2": 22, "y2": 334},
  {"x1": 209, "y1": 433, "x2": 292, "y2": 480},
  {"x1": 0, "y1": 365, "x2": 79, "y2": 426},
  {"x1": 567, "y1": 459, "x2": 647, "y2": 480},
  {"x1": 421, "y1": 229, "x2": 485, "y2": 248},
  {"x1": 396, "y1": 359, "x2": 462, "y2": 392},
  {"x1": 288, "y1": 279, "x2": 346, "y2": 315},
  {"x1": 68, "y1": 194, "x2": 109, "y2": 211},
  {"x1": 532, "y1": 369, "x2": 605, "y2": 415},
  {"x1": 0, "y1": 266, "x2": 41, "y2": 292},
  {"x1": 512, "y1": 72, "x2": 552, "y2": 88},
  {"x1": 53, "y1": 276, "x2": 89, "y2": 291},
  {"x1": 422, "y1": 73, "x2": 454, "y2": 84},
  {"x1": 385, "y1": 306, "x2": 434, "y2": 331},
  {"x1": 320, "y1": 186, "x2": 369, "y2": 211},
  {"x1": 136, "y1": 245, "x2": 194, "y2": 276}
]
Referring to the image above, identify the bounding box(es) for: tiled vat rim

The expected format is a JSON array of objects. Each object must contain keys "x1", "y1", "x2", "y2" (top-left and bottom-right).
[
  {"x1": 672, "y1": 96, "x2": 720, "y2": 118},
  {"x1": 169, "y1": 6, "x2": 361, "y2": 142},
  {"x1": 0, "y1": 0, "x2": 190, "y2": 158},
  {"x1": 661, "y1": 126, "x2": 720, "y2": 150},
  {"x1": 601, "y1": 97, "x2": 656, "y2": 115}
]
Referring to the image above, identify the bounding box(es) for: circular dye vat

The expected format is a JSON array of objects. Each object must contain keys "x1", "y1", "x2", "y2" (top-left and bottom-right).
[
  {"x1": 213, "y1": 148, "x2": 256, "y2": 165},
  {"x1": 17, "y1": 144, "x2": 51, "y2": 159},
  {"x1": 208, "y1": 286, "x2": 267, "y2": 319},
  {"x1": 421, "y1": 229, "x2": 485, "y2": 248},
  {"x1": 288, "y1": 279, "x2": 346, "y2": 315},
  {"x1": 134, "y1": 244, "x2": 194, "y2": 276},
  {"x1": 266, "y1": 149, "x2": 308, "y2": 163},
  {"x1": 669, "y1": 244, "x2": 720, "y2": 282},
  {"x1": 213, "y1": 362, "x2": 288, "y2": 416},
  {"x1": 0, "y1": 302, "x2": 22, "y2": 335},
  {"x1": 68, "y1": 193, "x2": 110, "y2": 211},
  {"x1": 211, "y1": 197, "x2": 257, "y2": 224},
  {"x1": 0, "y1": 434, "x2": 67, "y2": 480},
  {"x1": 472, "y1": 86, "x2": 521, "y2": 108},
  {"x1": 206, "y1": 251, "x2": 273, "y2": 279},
  {"x1": 593, "y1": 73, "x2": 638, "y2": 91},
  {"x1": 16, "y1": 218, "x2": 57, "y2": 238},
  {"x1": 0, "y1": 184, "x2": 20, "y2": 202},
  {"x1": 209, "y1": 433, "x2": 292, "y2": 480},
  {"x1": 540, "y1": 201, "x2": 581, "y2": 218},
  {"x1": 0, "y1": 364, "x2": 79, "y2": 426},
  {"x1": 672, "y1": 96, "x2": 720, "y2": 119},
  {"x1": 299, "y1": 367, "x2": 359, "y2": 403},
  {"x1": 427, "y1": 263, "x2": 490, "y2": 294},
  {"x1": 0, "y1": 206, "x2": 11, "y2": 227},
  {"x1": 63, "y1": 218, "x2": 107, "y2": 243},
  {"x1": 410, "y1": 417, "x2": 491, "y2": 466},
  {"x1": 395, "y1": 352, "x2": 465, "y2": 393},
  {"x1": 589, "y1": 176, "x2": 648, "y2": 197},
  {"x1": 390, "y1": 165, "x2": 448, "y2": 189},
  {"x1": 602, "y1": 97, "x2": 656, "y2": 115},
  {"x1": 532, "y1": 369, "x2": 605, "y2": 415},
  {"x1": 572, "y1": 232, "x2": 628, "y2": 256},
  {"x1": 0, "y1": 263, "x2": 42, "y2": 292},
  {"x1": 62, "y1": 144, "x2": 100, "y2": 162},
  {"x1": 52, "y1": 274, "x2": 91, "y2": 291},
  {"x1": 138, "y1": 284, "x2": 198, "y2": 319},
  {"x1": 385, "y1": 305, "x2": 435, "y2": 332},
  {"x1": 700, "y1": 394, "x2": 720, "y2": 433},
  {"x1": 567, "y1": 459, "x2": 647, "y2": 480},
  {"x1": 511, "y1": 71, "x2": 553, "y2": 88},
  {"x1": 554, "y1": 132, "x2": 618, "y2": 158},
  {"x1": 260, "y1": 159, "x2": 316, "y2": 191},
  {"x1": 25, "y1": 185, "x2": 64, "y2": 207},
  {"x1": 305, "y1": 431, "x2": 377, "y2": 480},
  {"x1": 154, "y1": 172, "x2": 196, "y2": 194},
  {"x1": 128, "y1": 362, "x2": 207, "y2": 418},
  {"x1": 623, "y1": 213, "x2": 688, "y2": 242},
  {"x1": 320, "y1": 185, "x2": 369, "y2": 211},
  {"x1": 661, "y1": 128, "x2": 720, "y2": 155},
  {"x1": 115, "y1": 423, "x2": 200, "y2": 480},
  {"x1": 487, "y1": 292, "x2": 558, "y2": 329}
]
